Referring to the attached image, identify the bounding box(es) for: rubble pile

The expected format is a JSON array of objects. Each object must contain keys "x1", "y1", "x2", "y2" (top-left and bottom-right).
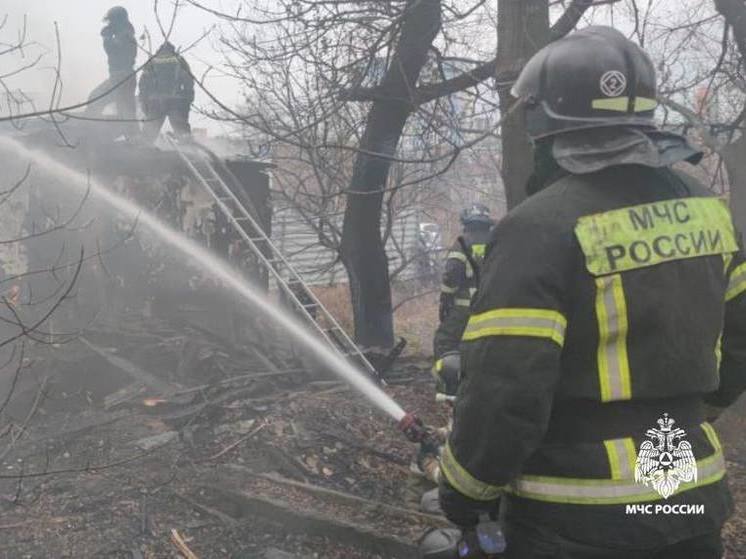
[{"x1": 0, "y1": 304, "x2": 449, "y2": 558}]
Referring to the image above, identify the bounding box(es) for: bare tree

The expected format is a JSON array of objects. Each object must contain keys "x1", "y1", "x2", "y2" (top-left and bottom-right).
[{"x1": 189, "y1": 0, "x2": 600, "y2": 349}]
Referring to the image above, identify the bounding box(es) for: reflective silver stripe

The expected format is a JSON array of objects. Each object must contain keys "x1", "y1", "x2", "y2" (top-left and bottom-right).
[
  {"x1": 726, "y1": 262, "x2": 746, "y2": 301},
  {"x1": 455, "y1": 298, "x2": 471, "y2": 307},
  {"x1": 441, "y1": 283, "x2": 458, "y2": 294},
  {"x1": 595, "y1": 274, "x2": 631, "y2": 402},
  {"x1": 507, "y1": 452, "x2": 725, "y2": 505},
  {"x1": 462, "y1": 309, "x2": 567, "y2": 347}
]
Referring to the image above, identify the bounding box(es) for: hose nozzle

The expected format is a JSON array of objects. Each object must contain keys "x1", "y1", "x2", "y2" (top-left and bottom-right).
[{"x1": 398, "y1": 411, "x2": 429, "y2": 444}]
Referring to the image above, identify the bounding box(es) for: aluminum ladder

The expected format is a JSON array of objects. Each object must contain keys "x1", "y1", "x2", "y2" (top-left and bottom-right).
[{"x1": 167, "y1": 138, "x2": 380, "y2": 382}]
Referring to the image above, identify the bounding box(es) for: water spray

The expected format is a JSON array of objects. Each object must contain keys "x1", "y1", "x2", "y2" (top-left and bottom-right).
[{"x1": 0, "y1": 136, "x2": 413, "y2": 425}]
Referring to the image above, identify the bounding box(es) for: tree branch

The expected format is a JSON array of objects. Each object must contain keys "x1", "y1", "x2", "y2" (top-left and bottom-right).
[{"x1": 344, "y1": 0, "x2": 613, "y2": 105}]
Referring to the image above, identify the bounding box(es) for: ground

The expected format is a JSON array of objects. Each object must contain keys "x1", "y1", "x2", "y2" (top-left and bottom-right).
[{"x1": 1, "y1": 322, "x2": 746, "y2": 558}]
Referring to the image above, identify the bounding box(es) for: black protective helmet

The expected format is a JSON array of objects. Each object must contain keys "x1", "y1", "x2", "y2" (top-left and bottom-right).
[
  {"x1": 459, "y1": 203, "x2": 492, "y2": 227},
  {"x1": 511, "y1": 26, "x2": 657, "y2": 140},
  {"x1": 103, "y1": 6, "x2": 129, "y2": 23}
]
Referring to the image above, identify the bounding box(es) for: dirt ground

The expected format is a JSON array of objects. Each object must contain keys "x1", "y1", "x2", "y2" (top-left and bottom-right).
[{"x1": 1, "y1": 330, "x2": 746, "y2": 558}]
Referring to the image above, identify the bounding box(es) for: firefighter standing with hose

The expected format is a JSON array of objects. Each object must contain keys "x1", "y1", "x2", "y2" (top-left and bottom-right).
[
  {"x1": 417, "y1": 206, "x2": 495, "y2": 511},
  {"x1": 429, "y1": 26, "x2": 742, "y2": 559}
]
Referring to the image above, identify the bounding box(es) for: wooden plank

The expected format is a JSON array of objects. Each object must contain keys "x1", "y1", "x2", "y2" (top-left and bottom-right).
[{"x1": 194, "y1": 484, "x2": 418, "y2": 558}]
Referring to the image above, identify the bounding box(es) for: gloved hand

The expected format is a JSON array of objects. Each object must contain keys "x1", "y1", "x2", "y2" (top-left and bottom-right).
[
  {"x1": 417, "y1": 435, "x2": 442, "y2": 471},
  {"x1": 433, "y1": 351, "x2": 461, "y2": 398}
]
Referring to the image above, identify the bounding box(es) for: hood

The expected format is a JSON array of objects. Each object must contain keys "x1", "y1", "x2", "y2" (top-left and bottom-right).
[{"x1": 552, "y1": 127, "x2": 703, "y2": 175}]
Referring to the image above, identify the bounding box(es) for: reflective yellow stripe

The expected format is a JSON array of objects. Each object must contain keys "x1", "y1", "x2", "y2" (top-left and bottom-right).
[
  {"x1": 715, "y1": 333, "x2": 723, "y2": 370},
  {"x1": 153, "y1": 56, "x2": 180, "y2": 64},
  {"x1": 431, "y1": 358, "x2": 444, "y2": 382},
  {"x1": 604, "y1": 438, "x2": 636, "y2": 480},
  {"x1": 701, "y1": 422, "x2": 723, "y2": 453},
  {"x1": 726, "y1": 262, "x2": 746, "y2": 302},
  {"x1": 462, "y1": 308, "x2": 567, "y2": 347},
  {"x1": 723, "y1": 253, "x2": 734, "y2": 275},
  {"x1": 591, "y1": 96, "x2": 657, "y2": 112},
  {"x1": 447, "y1": 251, "x2": 474, "y2": 278},
  {"x1": 441, "y1": 283, "x2": 458, "y2": 294},
  {"x1": 471, "y1": 244, "x2": 486, "y2": 259},
  {"x1": 596, "y1": 275, "x2": 631, "y2": 402},
  {"x1": 507, "y1": 451, "x2": 725, "y2": 505},
  {"x1": 441, "y1": 442, "x2": 502, "y2": 501}
]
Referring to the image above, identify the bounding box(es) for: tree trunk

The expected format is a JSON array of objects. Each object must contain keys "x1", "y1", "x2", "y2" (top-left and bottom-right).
[
  {"x1": 714, "y1": 0, "x2": 746, "y2": 233},
  {"x1": 722, "y1": 136, "x2": 746, "y2": 234},
  {"x1": 496, "y1": 0, "x2": 550, "y2": 210},
  {"x1": 340, "y1": 0, "x2": 442, "y2": 350}
]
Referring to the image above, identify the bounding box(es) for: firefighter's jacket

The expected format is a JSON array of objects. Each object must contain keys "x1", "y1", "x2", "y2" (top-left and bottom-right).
[
  {"x1": 442, "y1": 165, "x2": 741, "y2": 549},
  {"x1": 101, "y1": 22, "x2": 136, "y2": 74},
  {"x1": 139, "y1": 53, "x2": 194, "y2": 106},
  {"x1": 440, "y1": 228, "x2": 491, "y2": 318}
]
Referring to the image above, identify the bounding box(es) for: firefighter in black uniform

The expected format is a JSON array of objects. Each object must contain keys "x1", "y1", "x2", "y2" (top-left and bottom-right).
[
  {"x1": 138, "y1": 41, "x2": 195, "y2": 141},
  {"x1": 437, "y1": 26, "x2": 743, "y2": 558},
  {"x1": 433, "y1": 204, "x2": 494, "y2": 369},
  {"x1": 87, "y1": 6, "x2": 137, "y2": 123}
]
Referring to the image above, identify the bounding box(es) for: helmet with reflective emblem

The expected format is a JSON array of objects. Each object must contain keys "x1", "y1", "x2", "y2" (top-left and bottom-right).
[
  {"x1": 459, "y1": 203, "x2": 492, "y2": 227},
  {"x1": 511, "y1": 26, "x2": 657, "y2": 140}
]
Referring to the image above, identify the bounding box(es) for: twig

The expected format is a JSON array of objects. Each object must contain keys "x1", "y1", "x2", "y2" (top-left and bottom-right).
[
  {"x1": 204, "y1": 422, "x2": 266, "y2": 461},
  {"x1": 170, "y1": 528, "x2": 200, "y2": 559}
]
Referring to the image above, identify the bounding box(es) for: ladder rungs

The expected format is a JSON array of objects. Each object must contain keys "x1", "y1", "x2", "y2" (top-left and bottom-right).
[{"x1": 170, "y1": 138, "x2": 379, "y2": 380}]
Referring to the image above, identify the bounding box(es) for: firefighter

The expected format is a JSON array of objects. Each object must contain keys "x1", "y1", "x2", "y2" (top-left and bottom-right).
[
  {"x1": 438, "y1": 26, "x2": 741, "y2": 558},
  {"x1": 432, "y1": 204, "x2": 494, "y2": 364},
  {"x1": 86, "y1": 6, "x2": 137, "y2": 123},
  {"x1": 139, "y1": 41, "x2": 195, "y2": 141},
  {"x1": 420, "y1": 206, "x2": 493, "y2": 508}
]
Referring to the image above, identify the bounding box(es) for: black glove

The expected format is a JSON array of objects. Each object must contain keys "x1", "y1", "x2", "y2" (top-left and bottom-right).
[
  {"x1": 439, "y1": 477, "x2": 500, "y2": 529},
  {"x1": 417, "y1": 435, "x2": 442, "y2": 472}
]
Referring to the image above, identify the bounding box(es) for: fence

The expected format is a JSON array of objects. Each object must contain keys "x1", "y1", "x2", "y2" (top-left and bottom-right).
[{"x1": 271, "y1": 206, "x2": 439, "y2": 287}]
